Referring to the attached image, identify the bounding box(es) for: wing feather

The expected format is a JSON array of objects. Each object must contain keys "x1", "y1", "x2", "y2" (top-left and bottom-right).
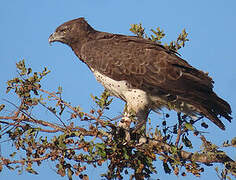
[{"x1": 79, "y1": 33, "x2": 231, "y2": 129}]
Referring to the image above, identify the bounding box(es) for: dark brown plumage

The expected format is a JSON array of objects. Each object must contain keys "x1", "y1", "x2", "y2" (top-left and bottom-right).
[{"x1": 49, "y1": 17, "x2": 232, "y2": 130}]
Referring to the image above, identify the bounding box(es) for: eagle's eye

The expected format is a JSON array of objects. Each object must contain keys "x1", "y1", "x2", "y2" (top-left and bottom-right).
[
  {"x1": 61, "y1": 29, "x2": 67, "y2": 33},
  {"x1": 59, "y1": 27, "x2": 70, "y2": 34}
]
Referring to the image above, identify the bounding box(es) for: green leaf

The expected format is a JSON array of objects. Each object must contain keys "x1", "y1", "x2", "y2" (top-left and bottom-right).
[
  {"x1": 90, "y1": 94, "x2": 96, "y2": 101},
  {"x1": 95, "y1": 143, "x2": 105, "y2": 150},
  {"x1": 185, "y1": 123, "x2": 194, "y2": 131},
  {"x1": 86, "y1": 155, "x2": 93, "y2": 161},
  {"x1": 97, "y1": 148, "x2": 106, "y2": 158},
  {"x1": 26, "y1": 166, "x2": 38, "y2": 174},
  {"x1": 58, "y1": 134, "x2": 67, "y2": 149},
  {"x1": 158, "y1": 156, "x2": 165, "y2": 161},
  {"x1": 170, "y1": 145, "x2": 177, "y2": 154},
  {"x1": 73, "y1": 131, "x2": 81, "y2": 136},
  {"x1": 129, "y1": 23, "x2": 145, "y2": 38},
  {"x1": 123, "y1": 148, "x2": 129, "y2": 160}
]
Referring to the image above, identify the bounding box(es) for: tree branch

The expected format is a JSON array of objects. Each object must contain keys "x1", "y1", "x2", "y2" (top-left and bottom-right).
[
  {"x1": 146, "y1": 137, "x2": 235, "y2": 165},
  {"x1": 175, "y1": 112, "x2": 183, "y2": 147},
  {"x1": 0, "y1": 154, "x2": 51, "y2": 165}
]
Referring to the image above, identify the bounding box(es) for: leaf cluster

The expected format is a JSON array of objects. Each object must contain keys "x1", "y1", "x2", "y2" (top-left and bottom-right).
[{"x1": 130, "y1": 23, "x2": 189, "y2": 52}]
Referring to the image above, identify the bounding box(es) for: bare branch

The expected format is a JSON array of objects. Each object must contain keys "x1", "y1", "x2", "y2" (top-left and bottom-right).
[
  {"x1": 0, "y1": 154, "x2": 50, "y2": 165},
  {"x1": 175, "y1": 113, "x2": 183, "y2": 147}
]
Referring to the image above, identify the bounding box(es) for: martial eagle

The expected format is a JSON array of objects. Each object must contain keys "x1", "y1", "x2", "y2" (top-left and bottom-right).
[{"x1": 49, "y1": 17, "x2": 232, "y2": 130}]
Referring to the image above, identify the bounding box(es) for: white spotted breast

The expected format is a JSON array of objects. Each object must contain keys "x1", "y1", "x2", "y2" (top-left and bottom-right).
[{"x1": 91, "y1": 69, "x2": 151, "y2": 112}]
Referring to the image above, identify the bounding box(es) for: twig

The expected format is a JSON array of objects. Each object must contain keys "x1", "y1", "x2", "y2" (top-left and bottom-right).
[
  {"x1": 38, "y1": 101, "x2": 66, "y2": 128},
  {"x1": 0, "y1": 154, "x2": 51, "y2": 165},
  {"x1": 175, "y1": 112, "x2": 183, "y2": 147},
  {"x1": 38, "y1": 88, "x2": 114, "y2": 128},
  {"x1": 142, "y1": 137, "x2": 235, "y2": 165}
]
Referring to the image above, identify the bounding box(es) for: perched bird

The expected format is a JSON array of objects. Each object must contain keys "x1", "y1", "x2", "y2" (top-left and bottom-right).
[{"x1": 49, "y1": 17, "x2": 232, "y2": 130}]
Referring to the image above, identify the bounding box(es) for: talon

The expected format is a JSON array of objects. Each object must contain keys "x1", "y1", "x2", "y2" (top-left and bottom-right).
[{"x1": 137, "y1": 136, "x2": 147, "y2": 146}]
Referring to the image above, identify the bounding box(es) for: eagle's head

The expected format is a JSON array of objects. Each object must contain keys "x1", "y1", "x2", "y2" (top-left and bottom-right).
[{"x1": 49, "y1": 17, "x2": 95, "y2": 46}]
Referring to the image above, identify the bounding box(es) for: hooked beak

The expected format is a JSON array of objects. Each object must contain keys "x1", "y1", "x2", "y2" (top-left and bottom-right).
[
  {"x1": 48, "y1": 33, "x2": 56, "y2": 45},
  {"x1": 49, "y1": 32, "x2": 65, "y2": 45},
  {"x1": 49, "y1": 31, "x2": 70, "y2": 45}
]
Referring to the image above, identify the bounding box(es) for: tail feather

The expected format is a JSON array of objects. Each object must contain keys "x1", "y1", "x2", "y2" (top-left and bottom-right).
[
  {"x1": 200, "y1": 106, "x2": 226, "y2": 130},
  {"x1": 181, "y1": 91, "x2": 232, "y2": 130},
  {"x1": 213, "y1": 93, "x2": 232, "y2": 122},
  {"x1": 199, "y1": 93, "x2": 232, "y2": 130}
]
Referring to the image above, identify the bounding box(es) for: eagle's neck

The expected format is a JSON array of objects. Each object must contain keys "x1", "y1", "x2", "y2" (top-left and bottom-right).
[
  {"x1": 70, "y1": 31, "x2": 99, "y2": 63},
  {"x1": 71, "y1": 44, "x2": 81, "y2": 56}
]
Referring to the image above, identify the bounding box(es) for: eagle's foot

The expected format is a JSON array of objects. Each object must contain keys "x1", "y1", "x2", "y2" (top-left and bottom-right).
[
  {"x1": 118, "y1": 114, "x2": 132, "y2": 142},
  {"x1": 118, "y1": 112, "x2": 132, "y2": 129},
  {"x1": 118, "y1": 112, "x2": 147, "y2": 144},
  {"x1": 137, "y1": 136, "x2": 147, "y2": 146},
  {"x1": 115, "y1": 126, "x2": 147, "y2": 145},
  {"x1": 115, "y1": 126, "x2": 131, "y2": 144},
  {"x1": 128, "y1": 120, "x2": 147, "y2": 145}
]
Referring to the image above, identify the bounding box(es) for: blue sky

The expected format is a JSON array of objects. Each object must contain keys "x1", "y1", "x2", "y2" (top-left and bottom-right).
[{"x1": 1, "y1": 0, "x2": 236, "y2": 180}]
